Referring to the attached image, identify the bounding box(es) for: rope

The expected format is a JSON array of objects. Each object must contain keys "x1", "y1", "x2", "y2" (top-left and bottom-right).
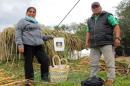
[{"x1": 57, "y1": 0, "x2": 81, "y2": 27}]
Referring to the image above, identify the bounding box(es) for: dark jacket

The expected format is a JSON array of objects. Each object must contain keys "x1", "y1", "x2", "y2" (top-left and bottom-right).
[{"x1": 87, "y1": 11, "x2": 114, "y2": 48}]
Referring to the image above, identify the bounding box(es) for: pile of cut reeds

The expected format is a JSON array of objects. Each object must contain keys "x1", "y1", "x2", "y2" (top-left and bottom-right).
[{"x1": 0, "y1": 27, "x2": 83, "y2": 62}]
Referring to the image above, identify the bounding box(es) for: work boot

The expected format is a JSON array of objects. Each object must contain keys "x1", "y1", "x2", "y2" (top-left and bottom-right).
[
  {"x1": 25, "y1": 79, "x2": 35, "y2": 86},
  {"x1": 104, "y1": 79, "x2": 113, "y2": 86}
]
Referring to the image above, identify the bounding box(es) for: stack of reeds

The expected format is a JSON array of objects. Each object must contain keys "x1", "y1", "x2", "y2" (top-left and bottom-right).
[
  {"x1": 0, "y1": 27, "x2": 83, "y2": 62},
  {"x1": 42, "y1": 29, "x2": 84, "y2": 59},
  {"x1": 0, "y1": 27, "x2": 17, "y2": 62}
]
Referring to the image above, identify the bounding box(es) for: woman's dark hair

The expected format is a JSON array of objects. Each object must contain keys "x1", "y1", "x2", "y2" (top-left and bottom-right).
[{"x1": 26, "y1": 7, "x2": 36, "y2": 13}]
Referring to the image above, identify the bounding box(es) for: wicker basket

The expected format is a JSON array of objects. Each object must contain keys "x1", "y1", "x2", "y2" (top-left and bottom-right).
[{"x1": 49, "y1": 55, "x2": 70, "y2": 82}]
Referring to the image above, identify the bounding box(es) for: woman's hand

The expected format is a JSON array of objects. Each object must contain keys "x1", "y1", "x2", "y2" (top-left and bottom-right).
[
  {"x1": 47, "y1": 36, "x2": 54, "y2": 40},
  {"x1": 43, "y1": 35, "x2": 54, "y2": 41},
  {"x1": 18, "y1": 47, "x2": 24, "y2": 54}
]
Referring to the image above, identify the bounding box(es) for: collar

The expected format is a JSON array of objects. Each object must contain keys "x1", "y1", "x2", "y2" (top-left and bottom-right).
[{"x1": 25, "y1": 16, "x2": 38, "y2": 24}]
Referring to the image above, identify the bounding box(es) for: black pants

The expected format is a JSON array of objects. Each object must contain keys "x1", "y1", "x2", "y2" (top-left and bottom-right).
[{"x1": 23, "y1": 44, "x2": 49, "y2": 80}]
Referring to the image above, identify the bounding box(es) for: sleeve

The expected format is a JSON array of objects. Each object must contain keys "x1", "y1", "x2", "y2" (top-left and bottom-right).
[
  {"x1": 42, "y1": 35, "x2": 53, "y2": 41},
  {"x1": 107, "y1": 15, "x2": 119, "y2": 27},
  {"x1": 15, "y1": 20, "x2": 24, "y2": 48},
  {"x1": 86, "y1": 26, "x2": 90, "y2": 32},
  {"x1": 42, "y1": 35, "x2": 49, "y2": 41},
  {"x1": 86, "y1": 19, "x2": 90, "y2": 32}
]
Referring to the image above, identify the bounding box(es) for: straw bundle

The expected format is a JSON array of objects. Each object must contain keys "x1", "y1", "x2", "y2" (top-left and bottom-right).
[
  {"x1": 0, "y1": 27, "x2": 83, "y2": 62},
  {"x1": 0, "y1": 27, "x2": 17, "y2": 61}
]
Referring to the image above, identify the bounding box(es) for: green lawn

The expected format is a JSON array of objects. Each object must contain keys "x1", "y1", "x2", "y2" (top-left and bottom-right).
[{"x1": 0, "y1": 58, "x2": 130, "y2": 86}]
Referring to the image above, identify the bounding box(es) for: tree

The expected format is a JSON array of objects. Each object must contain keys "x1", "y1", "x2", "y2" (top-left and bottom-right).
[
  {"x1": 116, "y1": 0, "x2": 130, "y2": 56},
  {"x1": 54, "y1": 22, "x2": 87, "y2": 49},
  {"x1": 54, "y1": 24, "x2": 69, "y2": 32},
  {"x1": 75, "y1": 23, "x2": 87, "y2": 49}
]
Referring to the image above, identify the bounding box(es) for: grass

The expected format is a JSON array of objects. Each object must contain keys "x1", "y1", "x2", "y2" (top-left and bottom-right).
[{"x1": 0, "y1": 58, "x2": 130, "y2": 86}]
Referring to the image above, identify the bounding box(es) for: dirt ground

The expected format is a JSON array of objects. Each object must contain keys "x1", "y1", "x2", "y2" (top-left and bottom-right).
[{"x1": 115, "y1": 56, "x2": 130, "y2": 62}]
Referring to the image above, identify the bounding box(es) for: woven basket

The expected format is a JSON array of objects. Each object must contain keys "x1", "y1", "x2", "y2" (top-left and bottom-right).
[{"x1": 49, "y1": 55, "x2": 70, "y2": 82}]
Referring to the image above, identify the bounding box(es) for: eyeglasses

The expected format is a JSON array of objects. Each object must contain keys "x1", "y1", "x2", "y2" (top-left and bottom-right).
[{"x1": 92, "y1": 5, "x2": 100, "y2": 9}]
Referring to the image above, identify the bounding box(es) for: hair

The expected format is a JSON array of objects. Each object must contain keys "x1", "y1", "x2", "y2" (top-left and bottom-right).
[{"x1": 26, "y1": 7, "x2": 36, "y2": 13}]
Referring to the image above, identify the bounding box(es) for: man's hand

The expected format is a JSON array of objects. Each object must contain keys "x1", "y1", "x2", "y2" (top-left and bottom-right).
[
  {"x1": 114, "y1": 39, "x2": 120, "y2": 48},
  {"x1": 18, "y1": 47, "x2": 24, "y2": 54}
]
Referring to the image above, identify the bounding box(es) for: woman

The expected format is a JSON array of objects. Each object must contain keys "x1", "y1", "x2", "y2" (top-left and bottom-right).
[{"x1": 15, "y1": 7, "x2": 53, "y2": 84}]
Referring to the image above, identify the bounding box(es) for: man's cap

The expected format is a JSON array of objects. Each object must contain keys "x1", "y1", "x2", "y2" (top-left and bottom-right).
[{"x1": 91, "y1": 2, "x2": 100, "y2": 7}]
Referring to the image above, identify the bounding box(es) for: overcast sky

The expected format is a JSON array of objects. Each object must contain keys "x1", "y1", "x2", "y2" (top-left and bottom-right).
[{"x1": 0, "y1": 0, "x2": 122, "y2": 31}]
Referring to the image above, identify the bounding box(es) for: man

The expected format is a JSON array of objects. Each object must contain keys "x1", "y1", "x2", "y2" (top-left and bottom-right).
[{"x1": 86, "y1": 2, "x2": 121, "y2": 85}]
